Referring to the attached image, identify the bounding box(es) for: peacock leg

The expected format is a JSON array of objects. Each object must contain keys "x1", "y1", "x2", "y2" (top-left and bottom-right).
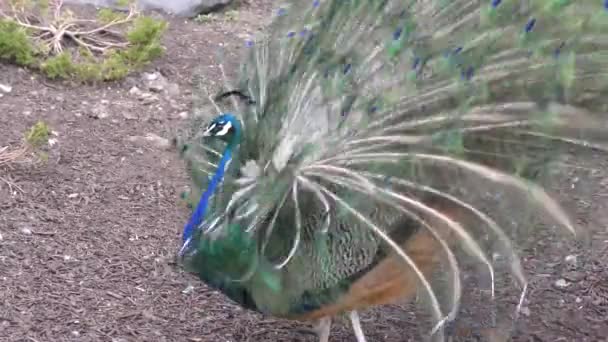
[
  {"x1": 349, "y1": 311, "x2": 367, "y2": 342},
  {"x1": 312, "y1": 316, "x2": 332, "y2": 342}
]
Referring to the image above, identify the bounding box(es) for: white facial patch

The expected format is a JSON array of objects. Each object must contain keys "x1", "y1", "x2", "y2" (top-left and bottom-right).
[
  {"x1": 204, "y1": 123, "x2": 217, "y2": 136},
  {"x1": 215, "y1": 121, "x2": 233, "y2": 136}
]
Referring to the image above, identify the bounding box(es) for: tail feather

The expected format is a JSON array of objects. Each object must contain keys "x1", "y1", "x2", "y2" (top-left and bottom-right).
[{"x1": 177, "y1": 0, "x2": 608, "y2": 337}]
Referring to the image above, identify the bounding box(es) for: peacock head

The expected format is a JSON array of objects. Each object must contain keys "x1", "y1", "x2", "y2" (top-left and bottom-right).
[{"x1": 203, "y1": 113, "x2": 242, "y2": 144}]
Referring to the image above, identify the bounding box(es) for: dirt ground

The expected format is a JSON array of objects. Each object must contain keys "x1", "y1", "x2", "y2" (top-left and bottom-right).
[{"x1": 1, "y1": 2, "x2": 607, "y2": 342}]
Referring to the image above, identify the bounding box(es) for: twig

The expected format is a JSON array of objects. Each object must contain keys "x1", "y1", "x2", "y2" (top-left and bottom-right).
[
  {"x1": 0, "y1": 175, "x2": 24, "y2": 194},
  {"x1": 31, "y1": 230, "x2": 57, "y2": 236},
  {"x1": 0, "y1": 12, "x2": 49, "y2": 32},
  {"x1": 52, "y1": 0, "x2": 63, "y2": 20},
  {"x1": 79, "y1": 34, "x2": 128, "y2": 49},
  {"x1": 0, "y1": 145, "x2": 29, "y2": 167},
  {"x1": 67, "y1": 34, "x2": 112, "y2": 53},
  {"x1": 204, "y1": 86, "x2": 223, "y2": 115}
]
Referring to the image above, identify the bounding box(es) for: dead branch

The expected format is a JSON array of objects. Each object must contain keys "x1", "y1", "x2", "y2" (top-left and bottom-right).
[
  {"x1": 0, "y1": 144, "x2": 30, "y2": 195},
  {"x1": 0, "y1": 131, "x2": 49, "y2": 168},
  {"x1": 0, "y1": 141, "x2": 46, "y2": 196},
  {"x1": 0, "y1": 145, "x2": 30, "y2": 167},
  {"x1": 0, "y1": 0, "x2": 139, "y2": 56},
  {"x1": 0, "y1": 175, "x2": 24, "y2": 195}
]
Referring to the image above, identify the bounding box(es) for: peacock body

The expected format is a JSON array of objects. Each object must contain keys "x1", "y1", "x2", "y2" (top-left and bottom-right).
[{"x1": 174, "y1": 1, "x2": 608, "y2": 341}]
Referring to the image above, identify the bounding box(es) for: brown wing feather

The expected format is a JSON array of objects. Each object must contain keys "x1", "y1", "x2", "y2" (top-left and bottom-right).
[{"x1": 291, "y1": 204, "x2": 464, "y2": 321}]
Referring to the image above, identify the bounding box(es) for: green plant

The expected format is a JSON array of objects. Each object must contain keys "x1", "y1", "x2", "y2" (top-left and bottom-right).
[
  {"x1": 74, "y1": 62, "x2": 102, "y2": 81},
  {"x1": 97, "y1": 8, "x2": 127, "y2": 24},
  {"x1": 24, "y1": 120, "x2": 51, "y2": 163},
  {"x1": 0, "y1": 19, "x2": 36, "y2": 65},
  {"x1": 224, "y1": 10, "x2": 239, "y2": 21},
  {"x1": 0, "y1": 0, "x2": 167, "y2": 82},
  {"x1": 194, "y1": 14, "x2": 216, "y2": 23},
  {"x1": 40, "y1": 52, "x2": 75, "y2": 79},
  {"x1": 99, "y1": 51, "x2": 130, "y2": 81},
  {"x1": 122, "y1": 16, "x2": 167, "y2": 65},
  {"x1": 115, "y1": 0, "x2": 130, "y2": 7},
  {"x1": 25, "y1": 121, "x2": 50, "y2": 148},
  {"x1": 194, "y1": 10, "x2": 239, "y2": 24}
]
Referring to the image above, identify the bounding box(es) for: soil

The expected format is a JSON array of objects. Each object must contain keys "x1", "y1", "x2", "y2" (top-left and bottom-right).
[{"x1": 1, "y1": 2, "x2": 607, "y2": 342}]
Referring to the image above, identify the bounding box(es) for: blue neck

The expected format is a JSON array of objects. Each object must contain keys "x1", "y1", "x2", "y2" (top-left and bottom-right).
[{"x1": 182, "y1": 144, "x2": 234, "y2": 243}]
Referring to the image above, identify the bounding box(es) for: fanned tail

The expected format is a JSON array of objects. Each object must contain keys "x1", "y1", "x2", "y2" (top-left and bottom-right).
[{"x1": 178, "y1": 0, "x2": 608, "y2": 339}]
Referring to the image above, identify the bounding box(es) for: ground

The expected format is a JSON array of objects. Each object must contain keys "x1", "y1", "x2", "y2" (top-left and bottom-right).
[{"x1": 1, "y1": 2, "x2": 607, "y2": 342}]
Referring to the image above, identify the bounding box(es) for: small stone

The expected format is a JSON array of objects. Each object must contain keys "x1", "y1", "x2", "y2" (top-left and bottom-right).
[
  {"x1": 67, "y1": 193, "x2": 79, "y2": 199},
  {"x1": 166, "y1": 83, "x2": 180, "y2": 97},
  {"x1": 129, "y1": 86, "x2": 159, "y2": 103},
  {"x1": 71, "y1": 331, "x2": 80, "y2": 337},
  {"x1": 554, "y1": 278, "x2": 570, "y2": 289},
  {"x1": 21, "y1": 227, "x2": 32, "y2": 235},
  {"x1": 182, "y1": 284, "x2": 195, "y2": 294},
  {"x1": 177, "y1": 111, "x2": 189, "y2": 119},
  {"x1": 0, "y1": 84, "x2": 12, "y2": 93},
  {"x1": 91, "y1": 104, "x2": 110, "y2": 119},
  {"x1": 564, "y1": 254, "x2": 577, "y2": 264},
  {"x1": 127, "y1": 134, "x2": 171, "y2": 149},
  {"x1": 143, "y1": 72, "x2": 168, "y2": 92},
  {"x1": 143, "y1": 72, "x2": 160, "y2": 81},
  {"x1": 575, "y1": 297, "x2": 582, "y2": 303},
  {"x1": 149, "y1": 82, "x2": 164, "y2": 92},
  {"x1": 142, "y1": 95, "x2": 159, "y2": 105},
  {"x1": 145, "y1": 134, "x2": 171, "y2": 149},
  {"x1": 129, "y1": 86, "x2": 144, "y2": 96},
  {"x1": 122, "y1": 111, "x2": 138, "y2": 120}
]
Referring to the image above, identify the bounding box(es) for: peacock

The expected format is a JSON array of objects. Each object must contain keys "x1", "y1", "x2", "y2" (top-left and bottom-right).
[{"x1": 173, "y1": 1, "x2": 608, "y2": 341}]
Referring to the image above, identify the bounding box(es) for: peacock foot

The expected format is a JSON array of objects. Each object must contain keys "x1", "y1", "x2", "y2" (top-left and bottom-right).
[
  {"x1": 349, "y1": 311, "x2": 367, "y2": 342},
  {"x1": 312, "y1": 316, "x2": 332, "y2": 342}
]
